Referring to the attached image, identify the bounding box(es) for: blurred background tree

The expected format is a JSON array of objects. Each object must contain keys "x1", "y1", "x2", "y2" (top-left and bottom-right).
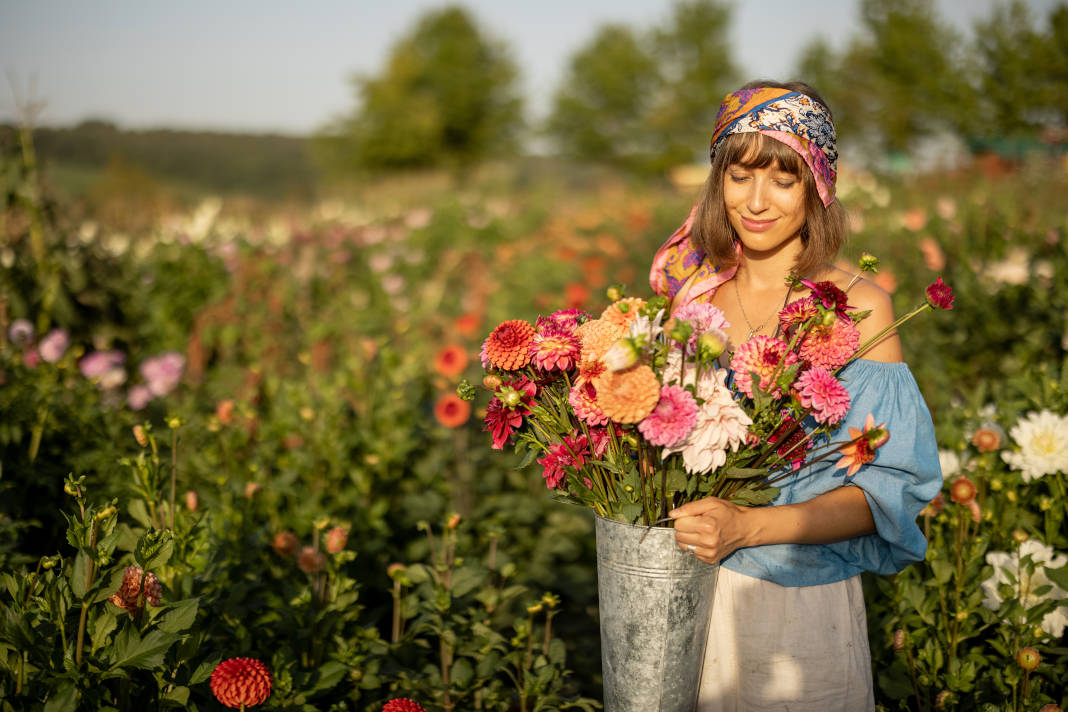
[
  {"x1": 319, "y1": 4, "x2": 523, "y2": 172},
  {"x1": 546, "y1": 0, "x2": 736, "y2": 173}
]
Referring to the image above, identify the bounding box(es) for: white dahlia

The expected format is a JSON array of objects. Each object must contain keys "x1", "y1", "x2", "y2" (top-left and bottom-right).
[
  {"x1": 1001, "y1": 410, "x2": 1068, "y2": 482},
  {"x1": 981, "y1": 539, "x2": 1068, "y2": 638}
]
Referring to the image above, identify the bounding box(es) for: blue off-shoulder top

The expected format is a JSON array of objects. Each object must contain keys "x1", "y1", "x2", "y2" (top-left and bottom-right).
[{"x1": 722, "y1": 359, "x2": 943, "y2": 587}]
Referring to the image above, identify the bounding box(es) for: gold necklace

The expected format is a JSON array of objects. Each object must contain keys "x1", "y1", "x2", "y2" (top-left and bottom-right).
[{"x1": 734, "y1": 278, "x2": 793, "y2": 340}]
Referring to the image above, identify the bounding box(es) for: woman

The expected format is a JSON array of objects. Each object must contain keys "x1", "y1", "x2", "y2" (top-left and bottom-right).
[{"x1": 650, "y1": 81, "x2": 942, "y2": 710}]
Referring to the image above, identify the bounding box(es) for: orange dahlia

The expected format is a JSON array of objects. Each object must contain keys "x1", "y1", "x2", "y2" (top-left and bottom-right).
[
  {"x1": 482, "y1": 320, "x2": 535, "y2": 370},
  {"x1": 600, "y1": 298, "x2": 646, "y2": 329},
  {"x1": 594, "y1": 364, "x2": 661, "y2": 424},
  {"x1": 271, "y1": 530, "x2": 299, "y2": 557},
  {"x1": 210, "y1": 657, "x2": 272, "y2": 709},
  {"x1": 435, "y1": 393, "x2": 471, "y2": 427},
  {"x1": 575, "y1": 319, "x2": 626, "y2": 363}
]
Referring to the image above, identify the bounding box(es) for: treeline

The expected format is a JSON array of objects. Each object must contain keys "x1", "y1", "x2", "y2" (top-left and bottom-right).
[
  {"x1": 0, "y1": 120, "x2": 318, "y2": 198},
  {"x1": 323, "y1": 0, "x2": 1068, "y2": 173}
]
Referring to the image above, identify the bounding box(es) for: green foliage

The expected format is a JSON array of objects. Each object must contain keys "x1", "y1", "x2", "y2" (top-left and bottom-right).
[
  {"x1": 322, "y1": 5, "x2": 523, "y2": 172},
  {"x1": 547, "y1": 1, "x2": 735, "y2": 172}
]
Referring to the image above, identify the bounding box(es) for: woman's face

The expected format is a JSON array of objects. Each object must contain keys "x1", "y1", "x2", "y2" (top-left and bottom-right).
[{"x1": 722, "y1": 160, "x2": 807, "y2": 257}]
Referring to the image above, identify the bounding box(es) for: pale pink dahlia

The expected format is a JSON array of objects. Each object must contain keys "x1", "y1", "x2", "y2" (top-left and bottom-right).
[
  {"x1": 662, "y1": 368, "x2": 751, "y2": 473},
  {"x1": 672, "y1": 302, "x2": 730, "y2": 350},
  {"x1": 638, "y1": 385, "x2": 698, "y2": 447},
  {"x1": 797, "y1": 314, "x2": 859, "y2": 370},
  {"x1": 796, "y1": 367, "x2": 851, "y2": 425},
  {"x1": 569, "y1": 381, "x2": 609, "y2": 426},
  {"x1": 730, "y1": 335, "x2": 798, "y2": 399},
  {"x1": 529, "y1": 326, "x2": 581, "y2": 371}
]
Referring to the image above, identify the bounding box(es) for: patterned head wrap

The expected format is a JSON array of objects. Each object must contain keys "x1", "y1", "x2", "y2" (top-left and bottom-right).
[{"x1": 709, "y1": 87, "x2": 838, "y2": 207}]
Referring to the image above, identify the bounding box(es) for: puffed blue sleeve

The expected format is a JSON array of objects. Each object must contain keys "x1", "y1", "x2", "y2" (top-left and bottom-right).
[
  {"x1": 823, "y1": 360, "x2": 943, "y2": 573},
  {"x1": 721, "y1": 359, "x2": 944, "y2": 587}
]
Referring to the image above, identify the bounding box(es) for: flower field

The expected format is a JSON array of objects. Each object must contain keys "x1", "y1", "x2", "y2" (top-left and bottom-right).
[{"x1": 1, "y1": 142, "x2": 1067, "y2": 711}]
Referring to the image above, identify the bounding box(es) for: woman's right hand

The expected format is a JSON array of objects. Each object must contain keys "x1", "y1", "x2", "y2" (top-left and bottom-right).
[{"x1": 669, "y1": 497, "x2": 754, "y2": 565}]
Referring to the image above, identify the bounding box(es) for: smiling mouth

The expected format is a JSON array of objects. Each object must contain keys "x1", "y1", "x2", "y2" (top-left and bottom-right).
[{"x1": 741, "y1": 216, "x2": 778, "y2": 231}]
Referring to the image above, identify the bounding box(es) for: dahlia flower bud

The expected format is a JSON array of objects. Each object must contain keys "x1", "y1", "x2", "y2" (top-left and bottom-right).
[
  {"x1": 382, "y1": 699, "x2": 427, "y2": 712},
  {"x1": 498, "y1": 385, "x2": 522, "y2": 408},
  {"x1": 605, "y1": 286, "x2": 623, "y2": 302},
  {"x1": 667, "y1": 319, "x2": 693, "y2": 344},
  {"x1": 244, "y1": 482, "x2": 260, "y2": 498},
  {"x1": 324, "y1": 526, "x2": 348, "y2": 554},
  {"x1": 482, "y1": 374, "x2": 502, "y2": 390},
  {"x1": 821, "y1": 310, "x2": 837, "y2": 327},
  {"x1": 603, "y1": 338, "x2": 640, "y2": 372},
  {"x1": 892, "y1": 629, "x2": 905, "y2": 651},
  {"x1": 1012, "y1": 529, "x2": 1029, "y2": 543},
  {"x1": 185, "y1": 489, "x2": 199, "y2": 512},
  {"x1": 446, "y1": 513, "x2": 461, "y2": 530},
  {"x1": 1016, "y1": 647, "x2": 1040, "y2": 671},
  {"x1": 132, "y1": 425, "x2": 148, "y2": 448},
  {"x1": 858, "y1": 252, "x2": 879, "y2": 273},
  {"x1": 297, "y1": 546, "x2": 326, "y2": 574},
  {"x1": 542, "y1": 592, "x2": 560, "y2": 608},
  {"x1": 94, "y1": 505, "x2": 117, "y2": 522},
  {"x1": 299, "y1": 407, "x2": 315, "y2": 422},
  {"x1": 526, "y1": 602, "x2": 544, "y2": 614},
  {"x1": 934, "y1": 691, "x2": 952, "y2": 709},
  {"x1": 167, "y1": 417, "x2": 181, "y2": 430},
  {"x1": 64, "y1": 481, "x2": 79, "y2": 496},
  {"x1": 456, "y1": 378, "x2": 476, "y2": 401},
  {"x1": 696, "y1": 329, "x2": 728, "y2": 362},
  {"x1": 271, "y1": 531, "x2": 299, "y2": 557},
  {"x1": 210, "y1": 657, "x2": 272, "y2": 709}
]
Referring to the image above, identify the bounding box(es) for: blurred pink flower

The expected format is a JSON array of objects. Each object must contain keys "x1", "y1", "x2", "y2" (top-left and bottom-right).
[
  {"x1": 8, "y1": 319, "x2": 34, "y2": 347},
  {"x1": 902, "y1": 208, "x2": 927, "y2": 232},
  {"x1": 918, "y1": 237, "x2": 945, "y2": 271},
  {"x1": 140, "y1": 352, "x2": 185, "y2": 397},
  {"x1": 127, "y1": 385, "x2": 153, "y2": 410},
  {"x1": 38, "y1": 329, "x2": 69, "y2": 363},
  {"x1": 79, "y1": 350, "x2": 126, "y2": 385}
]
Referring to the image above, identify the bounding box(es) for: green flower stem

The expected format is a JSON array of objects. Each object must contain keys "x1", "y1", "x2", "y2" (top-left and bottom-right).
[
  {"x1": 902, "y1": 634, "x2": 923, "y2": 712},
  {"x1": 948, "y1": 507, "x2": 969, "y2": 667},
  {"x1": 74, "y1": 518, "x2": 100, "y2": 667},
  {"x1": 848, "y1": 302, "x2": 932, "y2": 364},
  {"x1": 391, "y1": 578, "x2": 404, "y2": 643},
  {"x1": 542, "y1": 608, "x2": 554, "y2": 658}
]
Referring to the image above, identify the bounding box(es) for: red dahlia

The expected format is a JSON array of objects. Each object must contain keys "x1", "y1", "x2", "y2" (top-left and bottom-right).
[
  {"x1": 382, "y1": 699, "x2": 427, "y2": 712},
  {"x1": 925, "y1": 277, "x2": 954, "y2": 310},
  {"x1": 210, "y1": 657, "x2": 272, "y2": 709}
]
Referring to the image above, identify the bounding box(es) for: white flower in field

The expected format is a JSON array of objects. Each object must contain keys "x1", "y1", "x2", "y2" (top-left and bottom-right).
[
  {"x1": 1001, "y1": 410, "x2": 1068, "y2": 481},
  {"x1": 938, "y1": 449, "x2": 961, "y2": 480},
  {"x1": 984, "y1": 247, "x2": 1030, "y2": 286},
  {"x1": 981, "y1": 539, "x2": 1068, "y2": 638}
]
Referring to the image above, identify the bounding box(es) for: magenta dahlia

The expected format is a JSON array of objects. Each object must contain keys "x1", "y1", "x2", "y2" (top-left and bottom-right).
[
  {"x1": 797, "y1": 314, "x2": 859, "y2": 370},
  {"x1": 796, "y1": 367, "x2": 851, "y2": 425},
  {"x1": 537, "y1": 434, "x2": 588, "y2": 489},
  {"x1": 529, "y1": 326, "x2": 581, "y2": 371},
  {"x1": 638, "y1": 385, "x2": 699, "y2": 447},
  {"x1": 730, "y1": 335, "x2": 798, "y2": 399},
  {"x1": 778, "y1": 297, "x2": 819, "y2": 333}
]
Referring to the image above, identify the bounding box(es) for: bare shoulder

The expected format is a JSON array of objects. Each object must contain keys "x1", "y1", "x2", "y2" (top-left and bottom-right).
[{"x1": 822, "y1": 266, "x2": 902, "y2": 362}]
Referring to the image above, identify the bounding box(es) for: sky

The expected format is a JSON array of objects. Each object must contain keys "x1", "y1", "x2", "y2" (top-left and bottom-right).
[{"x1": 0, "y1": 0, "x2": 1060, "y2": 135}]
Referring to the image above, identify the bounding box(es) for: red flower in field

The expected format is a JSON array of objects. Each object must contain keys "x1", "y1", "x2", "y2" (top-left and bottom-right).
[
  {"x1": 216, "y1": 399, "x2": 235, "y2": 425},
  {"x1": 564, "y1": 282, "x2": 590, "y2": 309},
  {"x1": 482, "y1": 320, "x2": 535, "y2": 371},
  {"x1": 454, "y1": 313, "x2": 481, "y2": 336},
  {"x1": 434, "y1": 345, "x2": 469, "y2": 377},
  {"x1": 925, "y1": 278, "x2": 954, "y2": 310},
  {"x1": 971, "y1": 427, "x2": 1001, "y2": 452},
  {"x1": 297, "y1": 546, "x2": 326, "y2": 574},
  {"x1": 325, "y1": 526, "x2": 348, "y2": 554},
  {"x1": 834, "y1": 413, "x2": 890, "y2": 476},
  {"x1": 271, "y1": 531, "x2": 299, "y2": 557},
  {"x1": 920, "y1": 492, "x2": 945, "y2": 517},
  {"x1": 210, "y1": 657, "x2": 272, "y2": 709},
  {"x1": 382, "y1": 699, "x2": 427, "y2": 712},
  {"x1": 435, "y1": 393, "x2": 471, "y2": 428}
]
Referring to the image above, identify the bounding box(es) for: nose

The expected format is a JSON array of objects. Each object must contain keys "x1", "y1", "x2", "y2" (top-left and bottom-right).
[{"x1": 747, "y1": 178, "x2": 769, "y2": 214}]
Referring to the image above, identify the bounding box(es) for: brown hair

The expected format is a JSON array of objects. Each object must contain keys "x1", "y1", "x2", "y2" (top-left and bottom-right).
[{"x1": 690, "y1": 80, "x2": 847, "y2": 279}]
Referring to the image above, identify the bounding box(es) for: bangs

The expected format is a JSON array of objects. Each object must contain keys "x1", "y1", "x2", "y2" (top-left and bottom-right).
[{"x1": 719, "y1": 133, "x2": 804, "y2": 177}]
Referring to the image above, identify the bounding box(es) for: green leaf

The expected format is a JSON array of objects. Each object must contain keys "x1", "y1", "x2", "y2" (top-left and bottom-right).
[
  {"x1": 110, "y1": 625, "x2": 181, "y2": 670},
  {"x1": 1046, "y1": 562, "x2": 1068, "y2": 591},
  {"x1": 729, "y1": 487, "x2": 779, "y2": 507},
  {"x1": 134, "y1": 530, "x2": 173, "y2": 571},
  {"x1": 155, "y1": 598, "x2": 199, "y2": 634},
  {"x1": 308, "y1": 661, "x2": 348, "y2": 694},
  {"x1": 722, "y1": 466, "x2": 768, "y2": 479},
  {"x1": 92, "y1": 567, "x2": 129, "y2": 604},
  {"x1": 515, "y1": 447, "x2": 538, "y2": 470},
  {"x1": 190, "y1": 657, "x2": 220, "y2": 685},
  {"x1": 127, "y1": 499, "x2": 153, "y2": 528},
  {"x1": 90, "y1": 608, "x2": 118, "y2": 653},
  {"x1": 71, "y1": 551, "x2": 90, "y2": 600},
  {"x1": 162, "y1": 686, "x2": 189, "y2": 706},
  {"x1": 451, "y1": 657, "x2": 474, "y2": 688},
  {"x1": 43, "y1": 681, "x2": 79, "y2": 712}
]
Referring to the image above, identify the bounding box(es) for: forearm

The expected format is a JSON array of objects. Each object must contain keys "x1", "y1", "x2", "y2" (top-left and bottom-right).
[{"x1": 743, "y1": 485, "x2": 876, "y2": 548}]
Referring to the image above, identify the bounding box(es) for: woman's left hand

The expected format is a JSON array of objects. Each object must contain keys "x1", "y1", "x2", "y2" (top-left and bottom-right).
[{"x1": 670, "y1": 497, "x2": 754, "y2": 565}]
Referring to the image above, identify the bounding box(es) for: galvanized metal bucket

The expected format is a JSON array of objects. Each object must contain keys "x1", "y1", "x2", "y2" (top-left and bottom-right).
[{"x1": 595, "y1": 514, "x2": 718, "y2": 712}]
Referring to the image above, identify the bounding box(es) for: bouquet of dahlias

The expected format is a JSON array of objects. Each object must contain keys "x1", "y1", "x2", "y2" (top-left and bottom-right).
[{"x1": 461, "y1": 261, "x2": 953, "y2": 526}]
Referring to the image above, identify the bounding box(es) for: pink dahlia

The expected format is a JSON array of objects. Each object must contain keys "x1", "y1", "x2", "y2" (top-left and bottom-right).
[
  {"x1": 925, "y1": 277, "x2": 954, "y2": 310},
  {"x1": 778, "y1": 297, "x2": 819, "y2": 333},
  {"x1": 796, "y1": 367, "x2": 851, "y2": 425},
  {"x1": 638, "y1": 385, "x2": 699, "y2": 447},
  {"x1": 529, "y1": 326, "x2": 581, "y2": 372},
  {"x1": 588, "y1": 424, "x2": 620, "y2": 457},
  {"x1": 38, "y1": 329, "x2": 70, "y2": 364},
  {"x1": 569, "y1": 381, "x2": 609, "y2": 426},
  {"x1": 483, "y1": 320, "x2": 536, "y2": 371},
  {"x1": 730, "y1": 335, "x2": 798, "y2": 399},
  {"x1": 140, "y1": 351, "x2": 185, "y2": 397},
  {"x1": 797, "y1": 314, "x2": 859, "y2": 370},
  {"x1": 662, "y1": 367, "x2": 751, "y2": 473},
  {"x1": 537, "y1": 434, "x2": 588, "y2": 489},
  {"x1": 672, "y1": 302, "x2": 730, "y2": 350},
  {"x1": 537, "y1": 309, "x2": 589, "y2": 333}
]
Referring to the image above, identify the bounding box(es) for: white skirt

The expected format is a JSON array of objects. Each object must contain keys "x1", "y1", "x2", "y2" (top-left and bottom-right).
[{"x1": 696, "y1": 566, "x2": 875, "y2": 712}]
